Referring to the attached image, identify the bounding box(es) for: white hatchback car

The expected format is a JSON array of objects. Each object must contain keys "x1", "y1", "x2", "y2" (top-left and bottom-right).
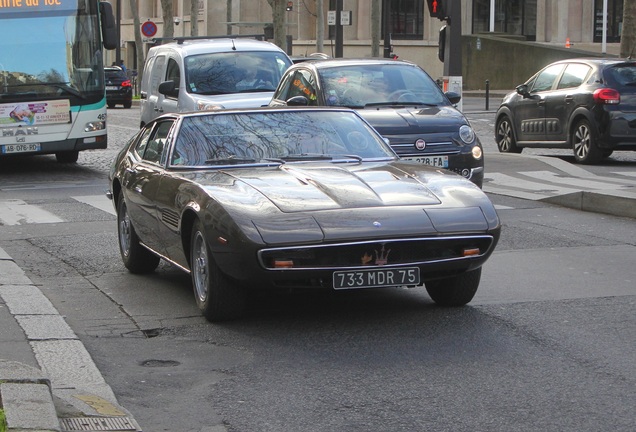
[{"x1": 139, "y1": 37, "x2": 292, "y2": 127}]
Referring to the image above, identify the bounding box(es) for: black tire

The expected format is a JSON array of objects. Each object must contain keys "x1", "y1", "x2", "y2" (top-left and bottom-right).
[
  {"x1": 425, "y1": 267, "x2": 482, "y2": 307},
  {"x1": 107, "y1": 102, "x2": 115, "y2": 109},
  {"x1": 602, "y1": 150, "x2": 613, "y2": 159},
  {"x1": 117, "y1": 195, "x2": 160, "y2": 274},
  {"x1": 123, "y1": 101, "x2": 132, "y2": 109},
  {"x1": 190, "y1": 220, "x2": 246, "y2": 322},
  {"x1": 495, "y1": 115, "x2": 522, "y2": 153},
  {"x1": 55, "y1": 151, "x2": 79, "y2": 163},
  {"x1": 572, "y1": 119, "x2": 602, "y2": 164}
]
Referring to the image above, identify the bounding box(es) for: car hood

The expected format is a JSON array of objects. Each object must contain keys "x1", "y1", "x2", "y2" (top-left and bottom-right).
[
  {"x1": 191, "y1": 162, "x2": 499, "y2": 244},
  {"x1": 197, "y1": 92, "x2": 274, "y2": 109},
  {"x1": 355, "y1": 105, "x2": 467, "y2": 135}
]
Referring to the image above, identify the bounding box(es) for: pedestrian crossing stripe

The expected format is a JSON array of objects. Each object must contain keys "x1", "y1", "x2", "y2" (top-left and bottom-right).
[
  {"x1": 0, "y1": 199, "x2": 64, "y2": 226},
  {"x1": 72, "y1": 195, "x2": 116, "y2": 216}
]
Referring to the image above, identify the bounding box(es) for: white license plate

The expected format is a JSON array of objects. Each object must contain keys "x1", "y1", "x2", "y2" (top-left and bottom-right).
[
  {"x1": 402, "y1": 155, "x2": 449, "y2": 168},
  {"x1": 106, "y1": 86, "x2": 118, "y2": 90},
  {"x1": 1, "y1": 143, "x2": 41, "y2": 154},
  {"x1": 333, "y1": 267, "x2": 420, "y2": 289}
]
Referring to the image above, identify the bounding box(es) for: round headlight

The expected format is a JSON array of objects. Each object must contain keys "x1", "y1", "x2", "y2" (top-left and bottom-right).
[
  {"x1": 459, "y1": 125, "x2": 475, "y2": 144},
  {"x1": 472, "y1": 145, "x2": 483, "y2": 160}
]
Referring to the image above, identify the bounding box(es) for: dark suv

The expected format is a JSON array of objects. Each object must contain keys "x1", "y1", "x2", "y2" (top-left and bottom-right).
[
  {"x1": 104, "y1": 66, "x2": 132, "y2": 108},
  {"x1": 495, "y1": 58, "x2": 636, "y2": 164}
]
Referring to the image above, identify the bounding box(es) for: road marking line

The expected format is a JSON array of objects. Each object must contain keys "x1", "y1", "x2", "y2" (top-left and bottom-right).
[
  {"x1": 72, "y1": 195, "x2": 116, "y2": 216},
  {"x1": 0, "y1": 199, "x2": 64, "y2": 225},
  {"x1": 520, "y1": 171, "x2": 633, "y2": 190}
]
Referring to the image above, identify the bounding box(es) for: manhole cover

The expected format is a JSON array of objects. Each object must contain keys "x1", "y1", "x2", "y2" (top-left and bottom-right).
[{"x1": 60, "y1": 416, "x2": 137, "y2": 431}]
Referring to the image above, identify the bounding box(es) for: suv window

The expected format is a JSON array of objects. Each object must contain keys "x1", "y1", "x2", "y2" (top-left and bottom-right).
[
  {"x1": 557, "y1": 63, "x2": 591, "y2": 89},
  {"x1": 105, "y1": 68, "x2": 127, "y2": 80},
  {"x1": 531, "y1": 64, "x2": 564, "y2": 92}
]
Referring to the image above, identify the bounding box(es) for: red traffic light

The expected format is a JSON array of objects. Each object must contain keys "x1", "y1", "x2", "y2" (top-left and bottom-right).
[
  {"x1": 426, "y1": 0, "x2": 446, "y2": 20},
  {"x1": 286, "y1": 1, "x2": 293, "y2": 11}
]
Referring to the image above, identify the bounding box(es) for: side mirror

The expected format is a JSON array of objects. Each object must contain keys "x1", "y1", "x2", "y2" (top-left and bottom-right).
[
  {"x1": 286, "y1": 95, "x2": 309, "y2": 106},
  {"x1": 516, "y1": 84, "x2": 530, "y2": 97},
  {"x1": 158, "y1": 81, "x2": 178, "y2": 97},
  {"x1": 445, "y1": 91, "x2": 461, "y2": 105},
  {"x1": 99, "y1": 2, "x2": 118, "y2": 50}
]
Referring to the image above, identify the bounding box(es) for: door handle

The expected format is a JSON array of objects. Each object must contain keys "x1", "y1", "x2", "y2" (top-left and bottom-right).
[
  {"x1": 154, "y1": 107, "x2": 164, "y2": 113},
  {"x1": 538, "y1": 100, "x2": 545, "y2": 106},
  {"x1": 565, "y1": 96, "x2": 574, "y2": 103}
]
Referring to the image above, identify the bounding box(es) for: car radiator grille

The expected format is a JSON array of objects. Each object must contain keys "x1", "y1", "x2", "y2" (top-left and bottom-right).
[
  {"x1": 258, "y1": 235, "x2": 494, "y2": 270},
  {"x1": 390, "y1": 140, "x2": 459, "y2": 157}
]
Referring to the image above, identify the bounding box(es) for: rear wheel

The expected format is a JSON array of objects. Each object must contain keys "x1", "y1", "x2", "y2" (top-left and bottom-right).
[
  {"x1": 495, "y1": 116, "x2": 522, "y2": 153},
  {"x1": 117, "y1": 195, "x2": 160, "y2": 273},
  {"x1": 107, "y1": 102, "x2": 116, "y2": 109},
  {"x1": 123, "y1": 101, "x2": 132, "y2": 109},
  {"x1": 572, "y1": 119, "x2": 602, "y2": 164},
  {"x1": 190, "y1": 220, "x2": 246, "y2": 321},
  {"x1": 55, "y1": 151, "x2": 79, "y2": 163},
  {"x1": 425, "y1": 268, "x2": 481, "y2": 307}
]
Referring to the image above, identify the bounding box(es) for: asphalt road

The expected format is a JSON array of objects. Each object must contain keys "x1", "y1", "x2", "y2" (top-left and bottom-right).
[{"x1": 0, "y1": 104, "x2": 635, "y2": 432}]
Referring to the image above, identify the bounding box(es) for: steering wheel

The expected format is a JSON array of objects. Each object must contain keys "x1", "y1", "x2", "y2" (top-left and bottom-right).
[{"x1": 388, "y1": 90, "x2": 416, "y2": 101}]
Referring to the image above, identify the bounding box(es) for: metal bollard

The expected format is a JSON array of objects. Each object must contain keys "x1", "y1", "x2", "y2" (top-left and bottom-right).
[{"x1": 485, "y1": 80, "x2": 490, "y2": 111}]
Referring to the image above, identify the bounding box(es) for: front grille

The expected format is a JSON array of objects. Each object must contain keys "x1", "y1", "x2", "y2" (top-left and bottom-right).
[
  {"x1": 258, "y1": 235, "x2": 494, "y2": 270},
  {"x1": 390, "y1": 140, "x2": 460, "y2": 157}
]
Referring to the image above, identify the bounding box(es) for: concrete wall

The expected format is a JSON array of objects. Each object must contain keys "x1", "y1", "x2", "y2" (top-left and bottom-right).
[{"x1": 462, "y1": 34, "x2": 615, "y2": 91}]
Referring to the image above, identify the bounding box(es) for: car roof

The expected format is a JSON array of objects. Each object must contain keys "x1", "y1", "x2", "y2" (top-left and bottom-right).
[
  {"x1": 550, "y1": 57, "x2": 636, "y2": 67},
  {"x1": 287, "y1": 58, "x2": 418, "y2": 70},
  {"x1": 147, "y1": 38, "x2": 288, "y2": 57}
]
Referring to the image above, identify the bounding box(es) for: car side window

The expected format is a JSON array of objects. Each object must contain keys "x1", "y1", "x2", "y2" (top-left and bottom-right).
[
  {"x1": 557, "y1": 64, "x2": 591, "y2": 89},
  {"x1": 134, "y1": 129, "x2": 153, "y2": 159},
  {"x1": 530, "y1": 64, "x2": 564, "y2": 93},
  {"x1": 287, "y1": 70, "x2": 317, "y2": 105},
  {"x1": 165, "y1": 58, "x2": 180, "y2": 96},
  {"x1": 142, "y1": 120, "x2": 174, "y2": 165}
]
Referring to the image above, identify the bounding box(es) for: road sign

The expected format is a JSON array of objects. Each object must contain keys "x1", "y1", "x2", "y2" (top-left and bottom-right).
[{"x1": 141, "y1": 21, "x2": 157, "y2": 38}]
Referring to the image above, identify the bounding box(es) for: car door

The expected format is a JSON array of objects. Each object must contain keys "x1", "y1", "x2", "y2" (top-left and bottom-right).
[
  {"x1": 140, "y1": 53, "x2": 167, "y2": 125},
  {"x1": 513, "y1": 63, "x2": 564, "y2": 144},
  {"x1": 122, "y1": 120, "x2": 174, "y2": 254},
  {"x1": 544, "y1": 62, "x2": 592, "y2": 143}
]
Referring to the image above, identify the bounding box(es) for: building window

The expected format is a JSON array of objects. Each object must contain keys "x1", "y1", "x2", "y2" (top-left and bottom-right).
[
  {"x1": 594, "y1": 0, "x2": 623, "y2": 43},
  {"x1": 389, "y1": 0, "x2": 423, "y2": 40},
  {"x1": 472, "y1": 0, "x2": 536, "y2": 41}
]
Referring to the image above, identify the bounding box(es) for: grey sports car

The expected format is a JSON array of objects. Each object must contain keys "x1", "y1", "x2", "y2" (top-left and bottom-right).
[{"x1": 107, "y1": 107, "x2": 500, "y2": 322}]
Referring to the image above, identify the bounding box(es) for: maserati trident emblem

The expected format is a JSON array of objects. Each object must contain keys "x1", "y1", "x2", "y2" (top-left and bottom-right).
[
  {"x1": 375, "y1": 244, "x2": 391, "y2": 266},
  {"x1": 415, "y1": 139, "x2": 426, "y2": 150}
]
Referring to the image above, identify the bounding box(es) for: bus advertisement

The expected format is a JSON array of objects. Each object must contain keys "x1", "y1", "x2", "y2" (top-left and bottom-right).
[{"x1": 0, "y1": 0, "x2": 117, "y2": 163}]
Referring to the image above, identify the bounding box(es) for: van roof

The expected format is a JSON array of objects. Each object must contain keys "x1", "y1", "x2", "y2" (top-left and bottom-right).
[{"x1": 147, "y1": 38, "x2": 287, "y2": 57}]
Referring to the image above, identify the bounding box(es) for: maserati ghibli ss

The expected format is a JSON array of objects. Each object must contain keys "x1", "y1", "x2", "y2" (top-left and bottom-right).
[{"x1": 107, "y1": 107, "x2": 500, "y2": 321}]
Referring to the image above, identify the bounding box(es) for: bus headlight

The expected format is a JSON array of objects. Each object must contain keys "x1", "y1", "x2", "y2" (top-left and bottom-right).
[{"x1": 85, "y1": 121, "x2": 106, "y2": 132}]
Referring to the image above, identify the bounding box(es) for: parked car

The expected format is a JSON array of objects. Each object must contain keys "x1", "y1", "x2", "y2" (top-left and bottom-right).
[
  {"x1": 495, "y1": 58, "x2": 636, "y2": 164},
  {"x1": 107, "y1": 107, "x2": 500, "y2": 322},
  {"x1": 139, "y1": 36, "x2": 292, "y2": 127},
  {"x1": 269, "y1": 59, "x2": 484, "y2": 187},
  {"x1": 104, "y1": 66, "x2": 132, "y2": 108}
]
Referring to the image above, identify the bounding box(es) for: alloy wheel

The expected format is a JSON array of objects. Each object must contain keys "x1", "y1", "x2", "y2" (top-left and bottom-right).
[{"x1": 192, "y1": 231, "x2": 209, "y2": 303}]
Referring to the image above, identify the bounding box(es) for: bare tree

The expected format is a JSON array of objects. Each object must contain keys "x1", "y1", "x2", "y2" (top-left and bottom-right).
[
  {"x1": 161, "y1": 0, "x2": 175, "y2": 38},
  {"x1": 129, "y1": 0, "x2": 145, "y2": 92},
  {"x1": 190, "y1": 0, "x2": 199, "y2": 37},
  {"x1": 266, "y1": 0, "x2": 286, "y2": 48},
  {"x1": 620, "y1": 0, "x2": 636, "y2": 57}
]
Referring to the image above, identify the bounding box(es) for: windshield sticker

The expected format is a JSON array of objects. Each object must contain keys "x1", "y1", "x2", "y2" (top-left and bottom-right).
[{"x1": 0, "y1": 100, "x2": 71, "y2": 126}]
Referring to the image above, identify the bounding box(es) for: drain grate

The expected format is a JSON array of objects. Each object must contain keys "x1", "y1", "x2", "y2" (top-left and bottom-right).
[{"x1": 60, "y1": 416, "x2": 137, "y2": 431}]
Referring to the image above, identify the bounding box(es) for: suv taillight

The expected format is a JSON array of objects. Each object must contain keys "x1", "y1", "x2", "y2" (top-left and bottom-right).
[
  {"x1": 593, "y1": 88, "x2": 620, "y2": 104},
  {"x1": 122, "y1": 80, "x2": 132, "y2": 87}
]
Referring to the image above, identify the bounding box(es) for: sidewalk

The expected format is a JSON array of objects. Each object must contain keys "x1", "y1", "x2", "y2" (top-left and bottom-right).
[{"x1": 0, "y1": 247, "x2": 141, "y2": 432}]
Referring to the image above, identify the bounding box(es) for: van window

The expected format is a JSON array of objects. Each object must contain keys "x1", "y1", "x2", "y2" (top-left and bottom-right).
[{"x1": 150, "y1": 55, "x2": 167, "y2": 96}]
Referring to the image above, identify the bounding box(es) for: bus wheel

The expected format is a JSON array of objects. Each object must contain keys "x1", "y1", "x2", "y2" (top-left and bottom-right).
[{"x1": 56, "y1": 151, "x2": 79, "y2": 163}]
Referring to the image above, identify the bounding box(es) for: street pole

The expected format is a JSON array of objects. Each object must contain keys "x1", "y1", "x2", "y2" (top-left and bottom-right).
[
  {"x1": 335, "y1": 0, "x2": 343, "y2": 57},
  {"x1": 383, "y1": 0, "x2": 391, "y2": 58}
]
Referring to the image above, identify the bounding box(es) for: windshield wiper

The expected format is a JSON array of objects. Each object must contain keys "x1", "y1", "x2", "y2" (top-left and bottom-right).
[
  {"x1": 280, "y1": 153, "x2": 334, "y2": 161},
  {"x1": 364, "y1": 101, "x2": 438, "y2": 108},
  {"x1": 204, "y1": 156, "x2": 257, "y2": 165}
]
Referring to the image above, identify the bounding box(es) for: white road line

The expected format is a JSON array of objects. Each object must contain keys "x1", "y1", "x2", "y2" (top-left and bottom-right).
[
  {"x1": 0, "y1": 199, "x2": 64, "y2": 225},
  {"x1": 613, "y1": 171, "x2": 636, "y2": 178},
  {"x1": 484, "y1": 172, "x2": 579, "y2": 195},
  {"x1": 520, "y1": 170, "x2": 632, "y2": 190},
  {"x1": 72, "y1": 195, "x2": 116, "y2": 216}
]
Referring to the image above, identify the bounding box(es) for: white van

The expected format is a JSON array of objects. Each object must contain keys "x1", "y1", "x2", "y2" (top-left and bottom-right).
[{"x1": 139, "y1": 37, "x2": 292, "y2": 127}]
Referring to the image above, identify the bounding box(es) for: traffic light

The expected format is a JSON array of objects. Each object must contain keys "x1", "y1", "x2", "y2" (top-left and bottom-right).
[
  {"x1": 426, "y1": 0, "x2": 446, "y2": 20},
  {"x1": 286, "y1": 1, "x2": 293, "y2": 11}
]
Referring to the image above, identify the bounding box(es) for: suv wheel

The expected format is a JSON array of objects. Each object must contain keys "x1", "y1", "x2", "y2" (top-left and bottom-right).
[
  {"x1": 572, "y1": 119, "x2": 602, "y2": 164},
  {"x1": 496, "y1": 115, "x2": 522, "y2": 153}
]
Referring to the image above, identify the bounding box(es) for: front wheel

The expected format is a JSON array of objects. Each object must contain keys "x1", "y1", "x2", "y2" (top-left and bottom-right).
[
  {"x1": 55, "y1": 151, "x2": 79, "y2": 163},
  {"x1": 425, "y1": 267, "x2": 482, "y2": 307},
  {"x1": 190, "y1": 220, "x2": 246, "y2": 322},
  {"x1": 117, "y1": 195, "x2": 160, "y2": 274},
  {"x1": 572, "y1": 119, "x2": 602, "y2": 164},
  {"x1": 495, "y1": 116, "x2": 522, "y2": 153}
]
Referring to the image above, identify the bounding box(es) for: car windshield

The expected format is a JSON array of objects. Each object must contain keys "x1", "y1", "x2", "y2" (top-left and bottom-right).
[
  {"x1": 318, "y1": 64, "x2": 447, "y2": 108},
  {"x1": 185, "y1": 51, "x2": 291, "y2": 95},
  {"x1": 170, "y1": 110, "x2": 396, "y2": 167}
]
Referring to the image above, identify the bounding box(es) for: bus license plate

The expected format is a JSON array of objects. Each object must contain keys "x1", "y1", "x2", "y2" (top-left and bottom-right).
[
  {"x1": 1, "y1": 143, "x2": 41, "y2": 154},
  {"x1": 333, "y1": 267, "x2": 420, "y2": 289},
  {"x1": 402, "y1": 155, "x2": 449, "y2": 167}
]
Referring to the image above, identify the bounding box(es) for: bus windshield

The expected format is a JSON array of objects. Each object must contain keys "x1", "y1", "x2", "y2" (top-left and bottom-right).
[{"x1": 0, "y1": 0, "x2": 104, "y2": 105}]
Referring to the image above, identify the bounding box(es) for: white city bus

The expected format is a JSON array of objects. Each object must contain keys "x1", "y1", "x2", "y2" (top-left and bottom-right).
[{"x1": 0, "y1": 0, "x2": 117, "y2": 163}]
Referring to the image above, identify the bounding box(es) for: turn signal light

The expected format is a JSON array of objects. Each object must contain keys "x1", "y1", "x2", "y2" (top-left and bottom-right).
[
  {"x1": 462, "y1": 248, "x2": 480, "y2": 257},
  {"x1": 593, "y1": 88, "x2": 620, "y2": 105},
  {"x1": 274, "y1": 260, "x2": 294, "y2": 268}
]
